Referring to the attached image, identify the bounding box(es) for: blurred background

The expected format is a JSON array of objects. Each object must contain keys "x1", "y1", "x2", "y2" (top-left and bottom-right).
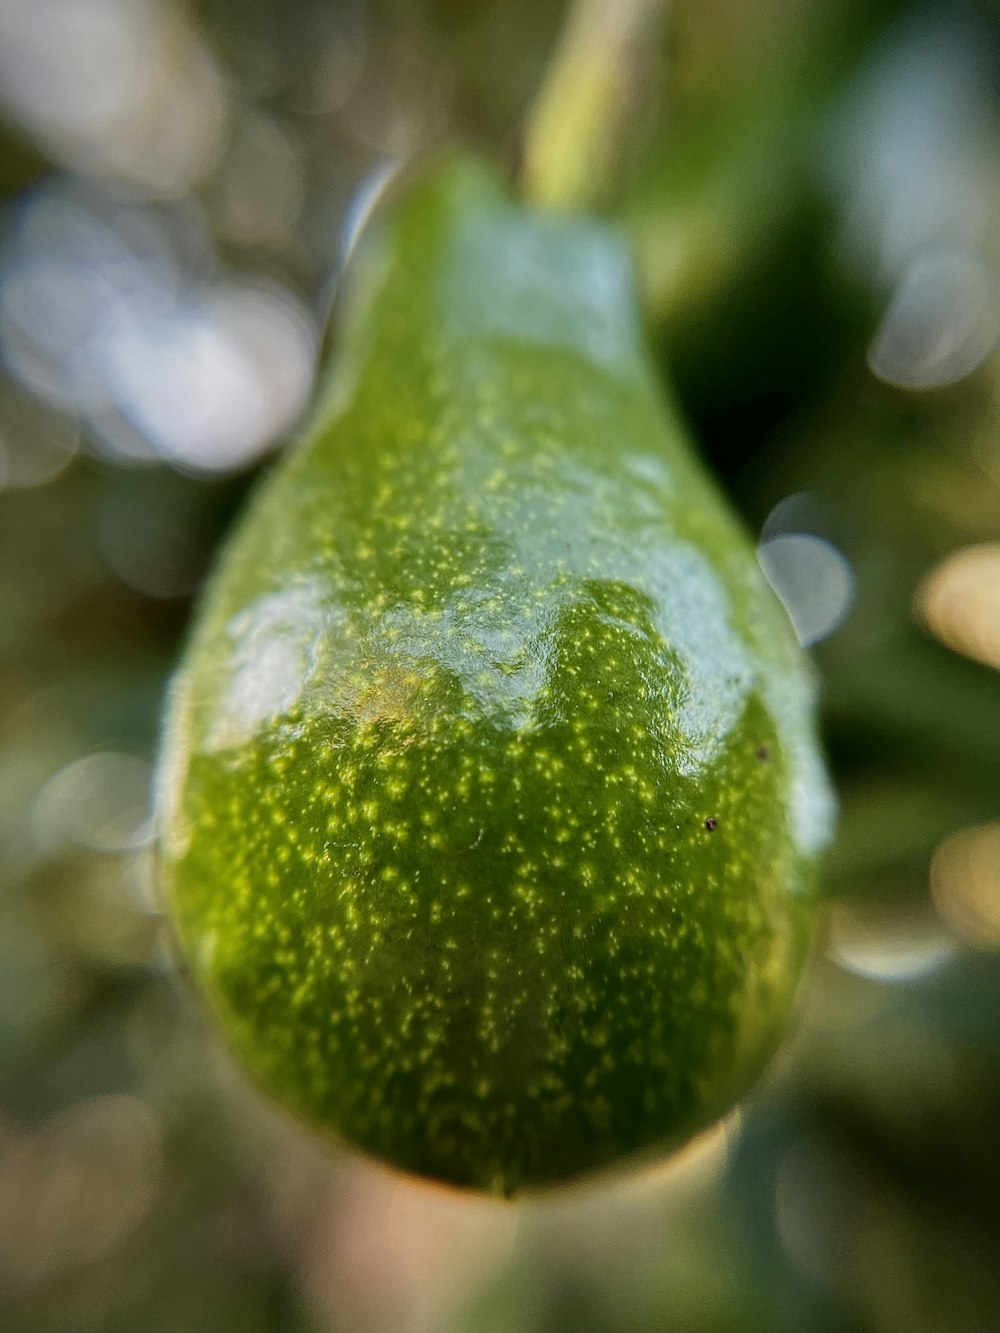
[{"x1": 1, "y1": 0, "x2": 1000, "y2": 1329}]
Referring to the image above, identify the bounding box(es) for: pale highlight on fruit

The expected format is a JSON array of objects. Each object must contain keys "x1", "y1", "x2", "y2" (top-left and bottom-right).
[{"x1": 158, "y1": 160, "x2": 834, "y2": 1196}]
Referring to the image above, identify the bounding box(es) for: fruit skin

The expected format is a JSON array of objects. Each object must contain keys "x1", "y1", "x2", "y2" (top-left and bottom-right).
[{"x1": 158, "y1": 160, "x2": 834, "y2": 1197}]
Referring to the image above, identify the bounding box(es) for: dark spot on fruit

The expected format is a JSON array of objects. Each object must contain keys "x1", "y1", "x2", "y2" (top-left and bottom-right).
[
  {"x1": 756, "y1": 746, "x2": 770, "y2": 762},
  {"x1": 705, "y1": 817, "x2": 718, "y2": 832}
]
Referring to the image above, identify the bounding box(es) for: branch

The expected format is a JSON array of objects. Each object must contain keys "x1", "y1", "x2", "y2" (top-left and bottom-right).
[{"x1": 522, "y1": 0, "x2": 673, "y2": 212}]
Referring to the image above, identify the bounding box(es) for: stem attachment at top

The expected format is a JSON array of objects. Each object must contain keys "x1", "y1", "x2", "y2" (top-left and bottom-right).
[{"x1": 522, "y1": 0, "x2": 673, "y2": 214}]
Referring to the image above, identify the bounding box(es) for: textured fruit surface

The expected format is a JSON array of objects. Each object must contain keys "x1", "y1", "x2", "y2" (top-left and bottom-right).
[{"x1": 158, "y1": 161, "x2": 834, "y2": 1196}]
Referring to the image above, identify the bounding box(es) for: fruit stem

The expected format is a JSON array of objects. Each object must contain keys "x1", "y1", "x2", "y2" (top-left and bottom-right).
[{"x1": 521, "y1": 0, "x2": 673, "y2": 213}]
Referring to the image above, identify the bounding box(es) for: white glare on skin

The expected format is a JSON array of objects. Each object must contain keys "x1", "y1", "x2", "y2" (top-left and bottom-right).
[{"x1": 917, "y1": 544, "x2": 1000, "y2": 673}]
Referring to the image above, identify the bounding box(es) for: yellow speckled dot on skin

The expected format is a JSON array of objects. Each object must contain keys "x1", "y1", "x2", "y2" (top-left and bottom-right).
[{"x1": 157, "y1": 157, "x2": 835, "y2": 1198}]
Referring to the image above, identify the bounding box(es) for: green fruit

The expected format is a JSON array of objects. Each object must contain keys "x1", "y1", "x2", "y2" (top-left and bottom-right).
[{"x1": 158, "y1": 159, "x2": 833, "y2": 1196}]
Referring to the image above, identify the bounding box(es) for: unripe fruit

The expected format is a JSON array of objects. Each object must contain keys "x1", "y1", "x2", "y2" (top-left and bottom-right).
[{"x1": 158, "y1": 160, "x2": 834, "y2": 1197}]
